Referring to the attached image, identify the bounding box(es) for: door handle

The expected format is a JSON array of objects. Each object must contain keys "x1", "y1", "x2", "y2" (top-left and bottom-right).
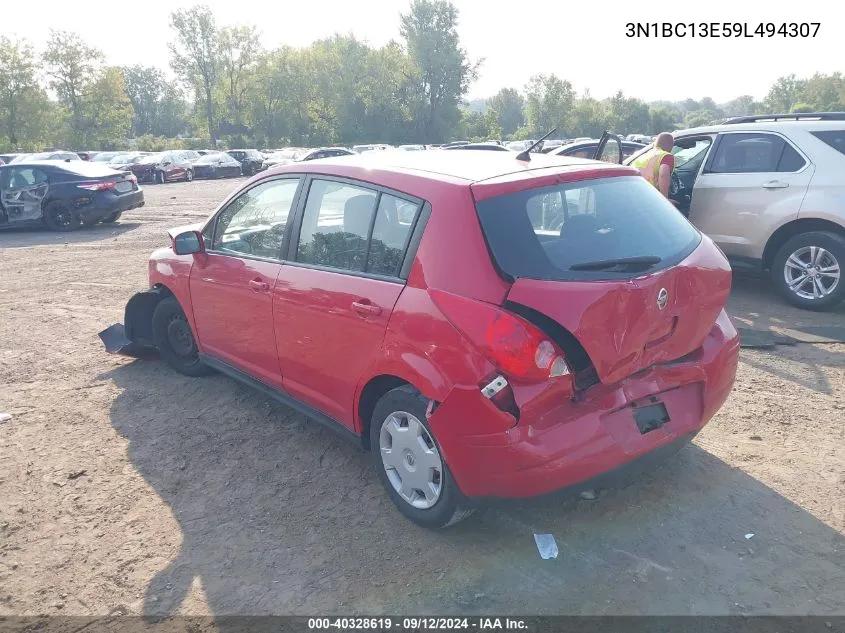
[
  {"x1": 249, "y1": 278, "x2": 270, "y2": 292},
  {"x1": 352, "y1": 300, "x2": 382, "y2": 316},
  {"x1": 762, "y1": 180, "x2": 789, "y2": 189}
]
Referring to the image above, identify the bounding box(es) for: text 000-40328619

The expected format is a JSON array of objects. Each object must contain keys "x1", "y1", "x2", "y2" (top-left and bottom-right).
[{"x1": 625, "y1": 22, "x2": 820, "y2": 38}]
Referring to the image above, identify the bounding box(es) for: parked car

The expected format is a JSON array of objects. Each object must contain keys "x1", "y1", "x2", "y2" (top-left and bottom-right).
[
  {"x1": 298, "y1": 147, "x2": 356, "y2": 161},
  {"x1": 122, "y1": 150, "x2": 197, "y2": 184},
  {"x1": 227, "y1": 149, "x2": 264, "y2": 176},
  {"x1": 441, "y1": 141, "x2": 470, "y2": 148},
  {"x1": 10, "y1": 151, "x2": 81, "y2": 164},
  {"x1": 443, "y1": 143, "x2": 509, "y2": 152},
  {"x1": 261, "y1": 148, "x2": 308, "y2": 170},
  {"x1": 76, "y1": 151, "x2": 99, "y2": 161},
  {"x1": 397, "y1": 144, "x2": 425, "y2": 151},
  {"x1": 192, "y1": 152, "x2": 243, "y2": 179},
  {"x1": 106, "y1": 152, "x2": 149, "y2": 169},
  {"x1": 101, "y1": 149, "x2": 738, "y2": 529},
  {"x1": 505, "y1": 140, "x2": 532, "y2": 152},
  {"x1": 551, "y1": 139, "x2": 646, "y2": 160},
  {"x1": 623, "y1": 112, "x2": 845, "y2": 310},
  {"x1": 0, "y1": 153, "x2": 23, "y2": 165},
  {"x1": 1, "y1": 160, "x2": 144, "y2": 231},
  {"x1": 91, "y1": 151, "x2": 125, "y2": 163}
]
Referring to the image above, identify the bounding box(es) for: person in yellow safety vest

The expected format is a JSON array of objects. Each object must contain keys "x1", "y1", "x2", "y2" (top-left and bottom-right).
[{"x1": 631, "y1": 132, "x2": 675, "y2": 198}]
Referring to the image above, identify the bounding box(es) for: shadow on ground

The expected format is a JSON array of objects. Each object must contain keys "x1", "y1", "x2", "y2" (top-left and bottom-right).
[
  {"x1": 100, "y1": 359, "x2": 845, "y2": 618},
  {"x1": 0, "y1": 221, "x2": 139, "y2": 248}
]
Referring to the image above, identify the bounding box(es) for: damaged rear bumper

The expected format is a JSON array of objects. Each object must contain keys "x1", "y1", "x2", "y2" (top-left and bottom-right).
[{"x1": 98, "y1": 288, "x2": 163, "y2": 358}]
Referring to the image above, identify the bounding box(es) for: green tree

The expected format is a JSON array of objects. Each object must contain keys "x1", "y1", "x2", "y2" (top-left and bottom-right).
[
  {"x1": 487, "y1": 88, "x2": 524, "y2": 137},
  {"x1": 799, "y1": 73, "x2": 845, "y2": 111},
  {"x1": 722, "y1": 95, "x2": 758, "y2": 117},
  {"x1": 0, "y1": 36, "x2": 51, "y2": 150},
  {"x1": 605, "y1": 91, "x2": 650, "y2": 134},
  {"x1": 169, "y1": 5, "x2": 220, "y2": 141},
  {"x1": 649, "y1": 107, "x2": 680, "y2": 134},
  {"x1": 524, "y1": 74, "x2": 574, "y2": 136},
  {"x1": 218, "y1": 25, "x2": 262, "y2": 133},
  {"x1": 85, "y1": 66, "x2": 134, "y2": 149},
  {"x1": 568, "y1": 94, "x2": 608, "y2": 138},
  {"x1": 42, "y1": 30, "x2": 104, "y2": 146},
  {"x1": 400, "y1": 0, "x2": 479, "y2": 142},
  {"x1": 764, "y1": 74, "x2": 806, "y2": 113},
  {"x1": 122, "y1": 65, "x2": 165, "y2": 136}
]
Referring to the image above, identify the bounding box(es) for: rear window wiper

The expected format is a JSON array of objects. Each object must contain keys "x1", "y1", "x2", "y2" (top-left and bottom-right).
[{"x1": 569, "y1": 255, "x2": 662, "y2": 272}]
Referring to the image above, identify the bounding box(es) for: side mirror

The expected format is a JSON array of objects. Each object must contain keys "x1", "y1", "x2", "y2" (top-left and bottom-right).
[{"x1": 173, "y1": 230, "x2": 205, "y2": 255}]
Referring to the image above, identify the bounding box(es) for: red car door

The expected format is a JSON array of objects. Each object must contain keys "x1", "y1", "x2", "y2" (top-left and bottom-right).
[
  {"x1": 273, "y1": 178, "x2": 420, "y2": 428},
  {"x1": 189, "y1": 176, "x2": 302, "y2": 387}
]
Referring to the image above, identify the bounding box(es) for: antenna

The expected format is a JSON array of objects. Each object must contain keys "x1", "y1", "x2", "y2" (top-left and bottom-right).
[{"x1": 516, "y1": 129, "x2": 557, "y2": 161}]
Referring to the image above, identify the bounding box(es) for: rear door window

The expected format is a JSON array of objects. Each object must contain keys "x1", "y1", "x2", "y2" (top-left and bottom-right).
[
  {"x1": 708, "y1": 133, "x2": 804, "y2": 173},
  {"x1": 295, "y1": 179, "x2": 419, "y2": 277},
  {"x1": 474, "y1": 176, "x2": 701, "y2": 281}
]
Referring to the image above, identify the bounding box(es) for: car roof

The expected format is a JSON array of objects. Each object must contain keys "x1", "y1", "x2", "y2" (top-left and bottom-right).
[
  {"x1": 276, "y1": 148, "x2": 630, "y2": 184},
  {"x1": 677, "y1": 119, "x2": 845, "y2": 137},
  {"x1": 3, "y1": 160, "x2": 120, "y2": 176}
]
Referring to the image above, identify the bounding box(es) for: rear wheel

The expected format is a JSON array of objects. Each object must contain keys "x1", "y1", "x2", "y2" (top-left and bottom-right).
[
  {"x1": 772, "y1": 231, "x2": 845, "y2": 310},
  {"x1": 185, "y1": 169, "x2": 193, "y2": 182},
  {"x1": 155, "y1": 171, "x2": 166, "y2": 184},
  {"x1": 370, "y1": 385, "x2": 474, "y2": 529},
  {"x1": 101, "y1": 211, "x2": 122, "y2": 223},
  {"x1": 42, "y1": 201, "x2": 80, "y2": 232},
  {"x1": 151, "y1": 297, "x2": 215, "y2": 377}
]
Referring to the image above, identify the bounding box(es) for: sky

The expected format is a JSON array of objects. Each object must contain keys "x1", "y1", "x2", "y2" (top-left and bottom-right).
[{"x1": 2, "y1": 0, "x2": 840, "y2": 104}]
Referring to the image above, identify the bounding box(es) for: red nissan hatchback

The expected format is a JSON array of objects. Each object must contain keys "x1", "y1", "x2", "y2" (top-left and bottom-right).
[{"x1": 101, "y1": 148, "x2": 740, "y2": 528}]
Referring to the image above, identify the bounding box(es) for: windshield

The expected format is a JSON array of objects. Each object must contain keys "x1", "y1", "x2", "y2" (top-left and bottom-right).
[
  {"x1": 197, "y1": 153, "x2": 229, "y2": 164},
  {"x1": 92, "y1": 152, "x2": 120, "y2": 162},
  {"x1": 108, "y1": 154, "x2": 136, "y2": 164},
  {"x1": 474, "y1": 176, "x2": 701, "y2": 281}
]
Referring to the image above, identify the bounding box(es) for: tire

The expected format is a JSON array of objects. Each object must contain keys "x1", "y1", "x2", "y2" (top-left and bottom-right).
[
  {"x1": 101, "y1": 211, "x2": 122, "y2": 223},
  {"x1": 370, "y1": 385, "x2": 475, "y2": 529},
  {"x1": 42, "y1": 201, "x2": 80, "y2": 232},
  {"x1": 151, "y1": 297, "x2": 215, "y2": 377},
  {"x1": 185, "y1": 169, "x2": 193, "y2": 182},
  {"x1": 155, "y1": 171, "x2": 166, "y2": 184},
  {"x1": 772, "y1": 231, "x2": 845, "y2": 311}
]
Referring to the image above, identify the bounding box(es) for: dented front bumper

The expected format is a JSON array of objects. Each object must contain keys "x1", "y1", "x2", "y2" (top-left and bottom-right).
[{"x1": 98, "y1": 288, "x2": 163, "y2": 358}]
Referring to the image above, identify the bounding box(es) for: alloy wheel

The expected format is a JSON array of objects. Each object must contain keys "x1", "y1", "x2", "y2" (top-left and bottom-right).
[
  {"x1": 783, "y1": 246, "x2": 841, "y2": 300},
  {"x1": 379, "y1": 411, "x2": 443, "y2": 509}
]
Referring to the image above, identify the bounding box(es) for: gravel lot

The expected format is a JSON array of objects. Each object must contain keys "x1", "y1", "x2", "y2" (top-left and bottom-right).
[{"x1": 1, "y1": 179, "x2": 844, "y2": 617}]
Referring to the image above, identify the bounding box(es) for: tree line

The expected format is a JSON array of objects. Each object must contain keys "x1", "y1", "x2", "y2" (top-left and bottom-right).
[{"x1": 1, "y1": 0, "x2": 844, "y2": 152}]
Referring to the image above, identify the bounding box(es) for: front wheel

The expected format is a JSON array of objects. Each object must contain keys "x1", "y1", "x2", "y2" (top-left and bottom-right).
[
  {"x1": 151, "y1": 297, "x2": 215, "y2": 377},
  {"x1": 155, "y1": 171, "x2": 166, "y2": 184},
  {"x1": 101, "y1": 211, "x2": 122, "y2": 223},
  {"x1": 42, "y1": 201, "x2": 80, "y2": 232},
  {"x1": 772, "y1": 231, "x2": 845, "y2": 310},
  {"x1": 185, "y1": 169, "x2": 193, "y2": 182},
  {"x1": 370, "y1": 385, "x2": 475, "y2": 529}
]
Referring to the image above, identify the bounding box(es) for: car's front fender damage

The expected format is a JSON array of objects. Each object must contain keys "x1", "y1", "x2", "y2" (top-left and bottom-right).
[{"x1": 98, "y1": 287, "x2": 163, "y2": 358}]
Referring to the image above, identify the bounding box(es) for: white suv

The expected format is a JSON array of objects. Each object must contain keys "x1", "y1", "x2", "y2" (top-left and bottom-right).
[{"x1": 624, "y1": 113, "x2": 845, "y2": 310}]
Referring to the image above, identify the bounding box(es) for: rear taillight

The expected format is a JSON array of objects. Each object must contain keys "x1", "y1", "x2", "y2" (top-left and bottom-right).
[
  {"x1": 76, "y1": 180, "x2": 117, "y2": 191},
  {"x1": 127, "y1": 173, "x2": 137, "y2": 184},
  {"x1": 430, "y1": 289, "x2": 571, "y2": 384}
]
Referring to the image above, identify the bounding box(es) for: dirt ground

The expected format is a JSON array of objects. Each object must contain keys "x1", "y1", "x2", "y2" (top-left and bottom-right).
[{"x1": 1, "y1": 179, "x2": 844, "y2": 618}]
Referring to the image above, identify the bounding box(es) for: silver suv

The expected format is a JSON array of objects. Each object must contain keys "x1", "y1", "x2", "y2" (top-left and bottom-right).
[{"x1": 623, "y1": 113, "x2": 845, "y2": 310}]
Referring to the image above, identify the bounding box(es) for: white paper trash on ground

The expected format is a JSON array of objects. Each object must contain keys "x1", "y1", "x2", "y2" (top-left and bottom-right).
[
  {"x1": 534, "y1": 533, "x2": 559, "y2": 560},
  {"x1": 0, "y1": 413, "x2": 11, "y2": 423}
]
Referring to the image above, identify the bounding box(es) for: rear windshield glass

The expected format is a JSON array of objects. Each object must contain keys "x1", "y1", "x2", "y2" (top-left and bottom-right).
[{"x1": 474, "y1": 176, "x2": 701, "y2": 281}]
